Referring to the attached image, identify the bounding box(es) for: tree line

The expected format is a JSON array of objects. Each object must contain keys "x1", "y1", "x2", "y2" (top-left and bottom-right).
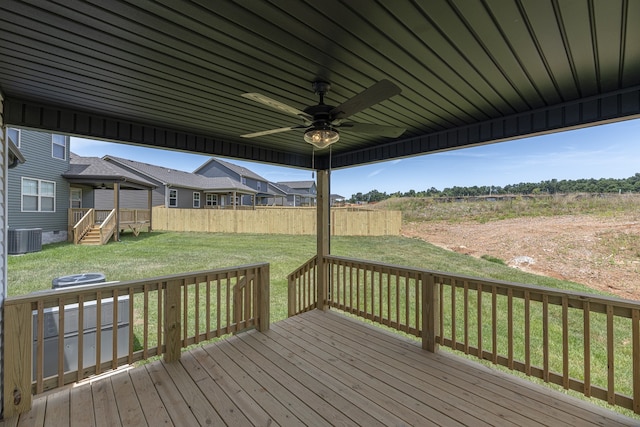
[{"x1": 348, "y1": 173, "x2": 640, "y2": 203}]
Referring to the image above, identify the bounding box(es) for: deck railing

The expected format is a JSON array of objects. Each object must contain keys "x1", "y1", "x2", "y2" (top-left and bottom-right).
[
  {"x1": 118, "y1": 208, "x2": 150, "y2": 224},
  {"x1": 98, "y1": 209, "x2": 117, "y2": 244},
  {"x1": 3, "y1": 264, "x2": 270, "y2": 418},
  {"x1": 287, "y1": 255, "x2": 318, "y2": 316},
  {"x1": 288, "y1": 255, "x2": 640, "y2": 414},
  {"x1": 71, "y1": 208, "x2": 94, "y2": 244}
]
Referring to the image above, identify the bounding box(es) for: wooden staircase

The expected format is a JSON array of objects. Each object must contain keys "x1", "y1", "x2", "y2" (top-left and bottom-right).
[
  {"x1": 72, "y1": 208, "x2": 117, "y2": 245},
  {"x1": 78, "y1": 225, "x2": 103, "y2": 245}
]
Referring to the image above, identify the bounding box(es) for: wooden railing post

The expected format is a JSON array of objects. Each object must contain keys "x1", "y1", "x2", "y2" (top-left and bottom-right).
[
  {"x1": 3, "y1": 302, "x2": 33, "y2": 417},
  {"x1": 164, "y1": 279, "x2": 182, "y2": 362},
  {"x1": 422, "y1": 273, "x2": 439, "y2": 352},
  {"x1": 316, "y1": 169, "x2": 329, "y2": 310},
  {"x1": 257, "y1": 264, "x2": 270, "y2": 332}
]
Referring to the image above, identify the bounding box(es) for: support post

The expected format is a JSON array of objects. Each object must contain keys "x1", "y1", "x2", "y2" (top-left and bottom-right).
[
  {"x1": 316, "y1": 170, "x2": 329, "y2": 310},
  {"x1": 422, "y1": 273, "x2": 439, "y2": 352},
  {"x1": 3, "y1": 302, "x2": 32, "y2": 417},
  {"x1": 147, "y1": 189, "x2": 153, "y2": 232},
  {"x1": 257, "y1": 264, "x2": 270, "y2": 332},
  {"x1": 164, "y1": 279, "x2": 182, "y2": 362},
  {"x1": 114, "y1": 182, "x2": 120, "y2": 241}
]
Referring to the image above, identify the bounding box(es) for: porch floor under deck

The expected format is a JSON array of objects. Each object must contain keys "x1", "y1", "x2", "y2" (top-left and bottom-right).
[{"x1": 2, "y1": 310, "x2": 637, "y2": 427}]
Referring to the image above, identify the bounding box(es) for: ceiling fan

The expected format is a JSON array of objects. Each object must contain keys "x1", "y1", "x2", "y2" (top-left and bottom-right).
[{"x1": 240, "y1": 80, "x2": 406, "y2": 149}]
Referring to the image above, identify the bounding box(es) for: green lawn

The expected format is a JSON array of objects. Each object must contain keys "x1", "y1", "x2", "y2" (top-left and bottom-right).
[{"x1": 8, "y1": 230, "x2": 606, "y2": 323}]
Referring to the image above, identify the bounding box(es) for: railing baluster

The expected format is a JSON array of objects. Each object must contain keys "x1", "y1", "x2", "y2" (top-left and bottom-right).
[
  {"x1": 57, "y1": 297, "x2": 65, "y2": 388},
  {"x1": 584, "y1": 300, "x2": 591, "y2": 397},
  {"x1": 464, "y1": 281, "x2": 469, "y2": 355},
  {"x1": 543, "y1": 294, "x2": 549, "y2": 383},
  {"x1": 507, "y1": 288, "x2": 513, "y2": 369},
  {"x1": 562, "y1": 296, "x2": 569, "y2": 389},
  {"x1": 451, "y1": 281, "x2": 457, "y2": 350},
  {"x1": 633, "y1": 308, "x2": 640, "y2": 414},
  {"x1": 525, "y1": 290, "x2": 531, "y2": 376},
  {"x1": 492, "y1": 286, "x2": 497, "y2": 364},
  {"x1": 607, "y1": 304, "x2": 615, "y2": 404}
]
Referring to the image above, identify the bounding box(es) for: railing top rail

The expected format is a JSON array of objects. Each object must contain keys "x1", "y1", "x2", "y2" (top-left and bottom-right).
[
  {"x1": 72, "y1": 208, "x2": 94, "y2": 230},
  {"x1": 99, "y1": 209, "x2": 116, "y2": 229},
  {"x1": 5, "y1": 263, "x2": 270, "y2": 307},
  {"x1": 324, "y1": 254, "x2": 640, "y2": 309}
]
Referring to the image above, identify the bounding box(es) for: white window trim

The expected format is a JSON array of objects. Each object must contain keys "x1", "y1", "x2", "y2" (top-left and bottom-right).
[
  {"x1": 205, "y1": 193, "x2": 218, "y2": 206},
  {"x1": 21, "y1": 177, "x2": 56, "y2": 212},
  {"x1": 70, "y1": 188, "x2": 82, "y2": 208},
  {"x1": 168, "y1": 189, "x2": 178, "y2": 207},
  {"x1": 8, "y1": 128, "x2": 21, "y2": 148},
  {"x1": 193, "y1": 192, "x2": 201, "y2": 208},
  {"x1": 52, "y1": 134, "x2": 67, "y2": 160}
]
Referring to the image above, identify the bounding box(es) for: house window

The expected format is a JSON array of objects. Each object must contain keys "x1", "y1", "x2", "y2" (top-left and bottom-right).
[
  {"x1": 22, "y1": 177, "x2": 56, "y2": 212},
  {"x1": 206, "y1": 194, "x2": 218, "y2": 206},
  {"x1": 52, "y1": 134, "x2": 67, "y2": 160},
  {"x1": 193, "y1": 192, "x2": 201, "y2": 208},
  {"x1": 70, "y1": 188, "x2": 82, "y2": 208},
  {"x1": 241, "y1": 177, "x2": 247, "y2": 185},
  {"x1": 257, "y1": 181, "x2": 262, "y2": 191},
  {"x1": 7, "y1": 128, "x2": 20, "y2": 147},
  {"x1": 169, "y1": 189, "x2": 178, "y2": 207}
]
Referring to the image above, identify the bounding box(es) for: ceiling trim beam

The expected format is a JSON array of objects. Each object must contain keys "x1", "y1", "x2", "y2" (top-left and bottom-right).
[
  {"x1": 2, "y1": 97, "x2": 310, "y2": 169},
  {"x1": 323, "y1": 87, "x2": 640, "y2": 170}
]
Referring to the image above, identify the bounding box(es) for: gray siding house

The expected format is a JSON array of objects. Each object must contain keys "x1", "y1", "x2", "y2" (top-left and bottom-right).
[
  {"x1": 276, "y1": 180, "x2": 317, "y2": 206},
  {"x1": 103, "y1": 156, "x2": 258, "y2": 209},
  {"x1": 194, "y1": 158, "x2": 273, "y2": 205},
  {"x1": 7, "y1": 129, "x2": 71, "y2": 244}
]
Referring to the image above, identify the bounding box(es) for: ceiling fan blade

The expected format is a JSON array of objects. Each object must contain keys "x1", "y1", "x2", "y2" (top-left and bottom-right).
[
  {"x1": 241, "y1": 93, "x2": 312, "y2": 121},
  {"x1": 338, "y1": 122, "x2": 406, "y2": 138},
  {"x1": 330, "y1": 79, "x2": 401, "y2": 120},
  {"x1": 240, "y1": 125, "x2": 306, "y2": 138}
]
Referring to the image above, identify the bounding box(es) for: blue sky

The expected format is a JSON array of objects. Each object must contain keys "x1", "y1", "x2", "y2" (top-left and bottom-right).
[{"x1": 71, "y1": 118, "x2": 640, "y2": 198}]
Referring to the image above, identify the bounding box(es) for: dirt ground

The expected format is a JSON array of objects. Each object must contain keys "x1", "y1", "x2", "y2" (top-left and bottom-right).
[{"x1": 402, "y1": 215, "x2": 640, "y2": 301}]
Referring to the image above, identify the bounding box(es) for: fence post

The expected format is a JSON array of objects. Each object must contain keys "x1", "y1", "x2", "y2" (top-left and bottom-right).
[
  {"x1": 164, "y1": 279, "x2": 182, "y2": 362},
  {"x1": 3, "y1": 302, "x2": 33, "y2": 417},
  {"x1": 422, "y1": 273, "x2": 439, "y2": 352},
  {"x1": 258, "y1": 264, "x2": 270, "y2": 332}
]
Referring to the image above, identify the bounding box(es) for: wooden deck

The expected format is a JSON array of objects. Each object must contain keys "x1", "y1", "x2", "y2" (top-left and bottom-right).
[{"x1": 2, "y1": 310, "x2": 637, "y2": 427}]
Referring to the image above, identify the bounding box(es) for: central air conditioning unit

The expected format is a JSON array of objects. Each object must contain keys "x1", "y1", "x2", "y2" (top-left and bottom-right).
[{"x1": 8, "y1": 228, "x2": 42, "y2": 254}]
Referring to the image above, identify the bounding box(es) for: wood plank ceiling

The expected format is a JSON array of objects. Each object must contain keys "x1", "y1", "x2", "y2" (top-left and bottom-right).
[{"x1": 1, "y1": 0, "x2": 639, "y2": 170}]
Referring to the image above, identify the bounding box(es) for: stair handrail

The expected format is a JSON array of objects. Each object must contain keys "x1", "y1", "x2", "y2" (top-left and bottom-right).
[
  {"x1": 99, "y1": 209, "x2": 117, "y2": 244},
  {"x1": 72, "y1": 208, "x2": 95, "y2": 244}
]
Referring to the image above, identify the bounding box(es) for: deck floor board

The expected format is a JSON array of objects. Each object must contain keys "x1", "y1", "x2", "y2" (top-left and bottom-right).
[{"x1": 2, "y1": 309, "x2": 638, "y2": 426}]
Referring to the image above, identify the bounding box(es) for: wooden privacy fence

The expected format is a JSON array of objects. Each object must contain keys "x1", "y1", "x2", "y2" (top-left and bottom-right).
[
  {"x1": 287, "y1": 255, "x2": 640, "y2": 414},
  {"x1": 152, "y1": 206, "x2": 401, "y2": 236},
  {"x1": 3, "y1": 264, "x2": 270, "y2": 418}
]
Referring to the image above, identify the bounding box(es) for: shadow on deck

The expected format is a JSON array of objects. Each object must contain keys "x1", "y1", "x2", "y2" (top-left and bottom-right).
[{"x1": 2, "y1": 310, "x2": 636, "y2": 426}]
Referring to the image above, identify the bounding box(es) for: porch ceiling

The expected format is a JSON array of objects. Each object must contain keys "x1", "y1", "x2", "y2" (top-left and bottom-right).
[{"x1": 1, "y1": 1, "x2": 639, "y2": 170}]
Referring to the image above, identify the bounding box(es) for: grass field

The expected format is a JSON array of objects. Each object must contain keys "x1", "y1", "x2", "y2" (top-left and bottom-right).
[
  {"x1": 7, "y1": 230, "x2": 603, "y2": 322},
  {"x1": 375, "y1": 193, "x2": 640, "y2": 223}
]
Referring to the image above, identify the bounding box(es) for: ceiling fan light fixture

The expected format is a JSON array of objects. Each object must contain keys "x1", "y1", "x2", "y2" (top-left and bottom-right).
[{"x1": 304, "y1": 126, "x2": 339, "y2": 149}]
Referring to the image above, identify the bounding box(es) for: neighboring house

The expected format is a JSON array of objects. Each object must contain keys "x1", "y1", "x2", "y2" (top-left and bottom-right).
[
  {"x1": 194, "y1": 158, "x2": 274, "y2": 206},
  {"x1": 7, "y1": 128, "x2": 71, "y2": 244},
  {"x1": 63, "y1": 154, "x2": 156, "y2": 210},
  {"x1": 275, "y1": 180, "x2": 317, "y2": 206},
  {"x1": 330, "y1": 194, "x2": 346, "y2": 206},
  {"x1": 104, "y1": 156, "x2": 258, "y2": 209}
]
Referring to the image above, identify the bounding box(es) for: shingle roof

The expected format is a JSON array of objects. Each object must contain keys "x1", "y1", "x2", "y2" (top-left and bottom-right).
[
  {"x1": 105, "y1": 156, "x2": 256, "y2": 193},
  {"x1": 64, "y1": 154, "x2": 156, "y2": 188},
  {"x1": 277, "y1": 181, "x2": 315, "y2": 190},
  {"x1": 194, "y1": 158, "x2": 267, "y2": 182}
]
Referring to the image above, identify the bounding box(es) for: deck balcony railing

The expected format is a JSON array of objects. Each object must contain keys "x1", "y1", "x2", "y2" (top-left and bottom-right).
[
  {"x1": 288, "y1": 255, "x2": 640, "y2": 414},
  {"x1": 3, "y1": 264, "x2": 270, "y2": 418}
]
